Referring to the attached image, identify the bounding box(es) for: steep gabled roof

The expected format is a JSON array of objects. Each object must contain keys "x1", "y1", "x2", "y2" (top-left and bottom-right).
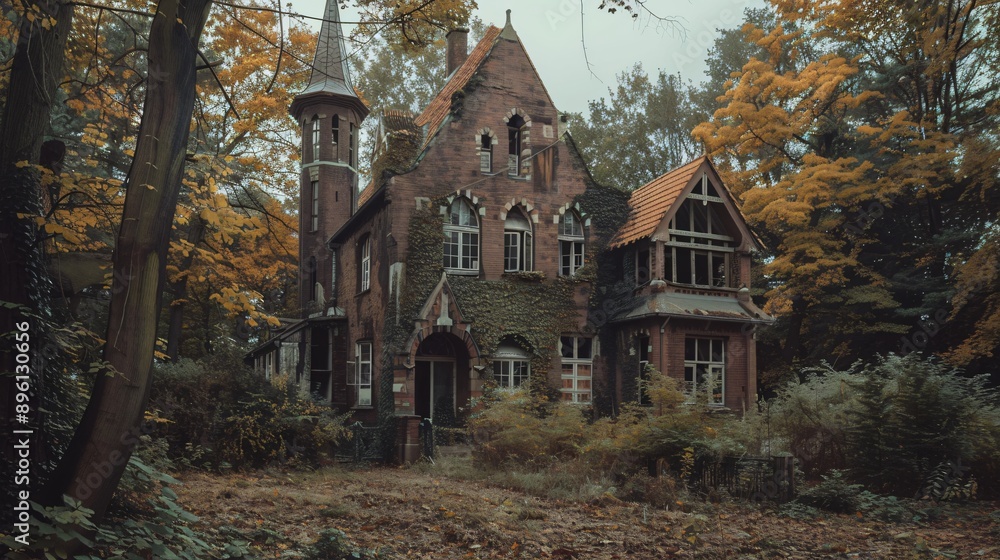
[
  {"x1": 610, "y1": 158, "x2": 706, "y2": 248},
  {"x1": 413, "y1": 26, "x2": 502, "y2": 150},
  {"x1": 610, "y1": 156, "x2": 762, "y2": 251}
]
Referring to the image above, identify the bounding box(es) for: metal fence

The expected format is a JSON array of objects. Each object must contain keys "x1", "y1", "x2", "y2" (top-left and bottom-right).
[
  {"x1": 334, "y1": 422, "x2": 384, "y2": 463},
  {"x1": 691, "y1": 455, "x2": 796, "y2": 502}
]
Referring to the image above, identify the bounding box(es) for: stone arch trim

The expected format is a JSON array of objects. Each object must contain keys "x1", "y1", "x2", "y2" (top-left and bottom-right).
[
  {"x1": 499, "y1": 198, "x2": 539, "y2": 223},
  {"x1": 404, "y1": 325, "x2": 482, "y2": 370},
  {"x1": 553, "y1": 202, "x2": 591, "y2": 228},
  {"x1": 442, "y1": 189, "x2": 486, "y2": 218},
  {"x1": 502, "y1": 108, "x2": 532, "y2": 127}
]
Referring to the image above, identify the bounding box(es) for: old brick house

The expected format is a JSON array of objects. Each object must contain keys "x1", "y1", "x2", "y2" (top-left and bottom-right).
[{"x1": 248, "y1": 2, "x2": 771, "y2": 460}]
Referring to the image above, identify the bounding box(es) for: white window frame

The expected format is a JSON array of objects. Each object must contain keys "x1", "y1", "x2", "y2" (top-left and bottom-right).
[
  {"x1": 444, "y1": 199, "x2": 480, "y2": 274},
  {"x1": 351, "y1": 341, "x2": 373, "y2": 407},
  {"x1": 684, "y1": 337, "x2": 726, "y2": 406},
  {"x1": 359, "y1": 236, "x2": 371, "y2": 292},
  {"x1": 560, "y1": 336, "x2": 593, "y2": 403},
  {"x1": 504, "y1": 209, "x2": 533, "y2": 273},
  {"x1": 559, "y1": 212, "x2": 585, "y2": 277},
  {"x1": 311, "y1": 116, "x2": 321, "y2": 162},
  {"x1": 493, "y1": 342, "x2": 531, "y2": 388}
]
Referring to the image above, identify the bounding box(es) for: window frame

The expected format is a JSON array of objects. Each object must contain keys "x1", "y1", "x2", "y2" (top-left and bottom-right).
[
  {"x1": 507, "y1": 114, "x2": 525, "y2": 176},
  {"x1": 359, "y1": 236, "x2": 371, "y2": 293},
  {"x1": 503, "y1": 208, "x2": 533, "y2": 273},
  {"x1": 558, "y1": 211, "x2": 585, "y2": 277},
  {"x1": 331, "y1": 113, "x2": 340, "y2": 149},
  {"x1": 492, "y1": 341, "x2": 531, "y2": 389},
  {"x1": 480, "y1": 134, "x2": 493, "y2": 173},
  {"x1": 560, "y1": 335, "x2": 593, "y2": 404},
  {"x1": 665, "y1": 179, "x2": 735, "y2": 288},
  {"x1": 350, "y1": 340, "x2": 373, "y2": 407},
  {"x1": 310, "y1": 180, "x2": 320, "y2": 232},
  {"x1": 443, "y1": 198, "x2": 480, "y2": 274},
  {"x1": 684, "y1": 337, "x2": 726, "y2": 406},
  {"x1": 311, "y1": 115, "x2": 321, "y2": 162}
]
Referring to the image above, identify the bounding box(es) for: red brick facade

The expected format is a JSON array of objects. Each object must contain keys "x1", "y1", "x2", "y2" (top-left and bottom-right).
[{"x1": 248, "y1": 12, "x2": 771, "y2": 452}]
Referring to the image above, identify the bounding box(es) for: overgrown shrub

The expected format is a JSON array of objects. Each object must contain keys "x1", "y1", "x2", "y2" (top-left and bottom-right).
[
  {"x1": 218, "y1": 374, "x2": 351, "y2": 468},
  {"x1": 767, "y1": 355, "x2": 1000, "y2": 497},
  {"x1": 150, "y1": 346, "x2": 351, "y2": 469},
  {"x1": 468, "y1": 369, "x2": 746, "y2": 504}
]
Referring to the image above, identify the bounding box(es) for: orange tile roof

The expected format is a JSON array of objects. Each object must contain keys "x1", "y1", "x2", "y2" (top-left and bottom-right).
[
  {"x1": 610, "y1": 157, "x2": 708, "y2": 248},
  {"x1": 414, "y1": 26, "x2": 502, "y2": 151},
  {"x1": 357, "y1": 179, "x2": 377, "y2": 206}
]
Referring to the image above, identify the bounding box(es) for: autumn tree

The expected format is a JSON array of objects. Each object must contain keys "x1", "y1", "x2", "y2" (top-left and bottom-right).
[
  {"x1": 694, "y1": 0, "x2": 1000, "y2": 379},
  {"x1": 570, "y1": 65, "x2": 706, "y2": 190}
]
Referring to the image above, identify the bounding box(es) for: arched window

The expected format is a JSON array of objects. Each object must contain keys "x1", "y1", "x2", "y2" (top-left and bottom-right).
[
  {"x1": 559, "y1": 211, "x2": 585, "y2": 276},
  {"x1": 507, "y1": 114, "x2": 525, "y2": 175},
  {"x1": 504, "y1": 207, "x2": 532, "y2": 272},
  {"x1": 479, "y1": 134, "x2": 493, "y2": 173},
  {"x1": 444, "y1": 198, "x2": 479, "y2": 273},
  {"x1": 311, "y1": 115, "x2": 321, "y2": 162},
  {"x1": 493, "y1": 339, "x2": 531, "y2": 388},
  {"x1": 358, "y1": 235, "x2": 371, "y2": 292}
]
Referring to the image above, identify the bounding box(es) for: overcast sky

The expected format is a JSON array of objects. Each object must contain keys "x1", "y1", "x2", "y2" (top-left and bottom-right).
[{"x1": 297, "y1": 0, "x2": 766, "y2": 115}]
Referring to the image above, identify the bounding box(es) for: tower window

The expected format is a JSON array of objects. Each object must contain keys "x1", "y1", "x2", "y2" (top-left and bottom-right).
[
  {"x1": 331, "y1": 114, "x2": 339, "y2": 146},
  {"x1": 308, "y1": 256, "x2": 318, "y2": 302},
  {"x1": 311, "y1": 115, "x2": 321, "y2": 162},
  {"x1": 310, "y1": 180, "x2": 319, "y2": 232},
  {"x1": 349, "y1": 123, "x2": 356, "y2": 168},
  {"x1": 507, "y1": 114, "x2": 525, "y2": 176}
]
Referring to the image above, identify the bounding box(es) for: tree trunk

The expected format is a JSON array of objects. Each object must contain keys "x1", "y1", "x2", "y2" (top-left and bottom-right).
[
  {"x1": 165, "y1": 215, "x2": 206, "y2": 361},
  {"x1": 45, "y1": 0, "x2": 212, "y2": 520},
  {"x1": 0, "y1": 0, "x2": 74, "y2": 501}
]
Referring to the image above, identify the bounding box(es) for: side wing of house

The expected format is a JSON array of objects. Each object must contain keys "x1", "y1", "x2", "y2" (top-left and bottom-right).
[{"x1": 609, "y1": 157, "x2": 772, "y2": 411}]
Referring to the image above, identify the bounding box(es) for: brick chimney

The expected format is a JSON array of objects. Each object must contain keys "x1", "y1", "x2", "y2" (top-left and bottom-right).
[{"x1": 446, "y1": 28, "x2": 469, "y2": 75}]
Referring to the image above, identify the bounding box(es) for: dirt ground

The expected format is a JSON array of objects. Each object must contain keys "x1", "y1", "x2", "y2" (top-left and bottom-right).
[{"x1": 174, "y1": 461, "x2": 1000, "y2": 559}]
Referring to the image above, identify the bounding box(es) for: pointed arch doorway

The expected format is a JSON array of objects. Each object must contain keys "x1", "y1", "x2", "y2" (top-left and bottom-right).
[{"x1": 414, "y1": 332, "x2": 470, "y2": 425}]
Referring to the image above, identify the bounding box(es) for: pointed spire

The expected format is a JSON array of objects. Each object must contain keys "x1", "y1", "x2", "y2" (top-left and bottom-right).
[
  {"x1": 291, "y1": 0, "x2": 368, "y2": 119},
  {"x1": 304, "y1": 0, "x2": 355, "y2": 97}
]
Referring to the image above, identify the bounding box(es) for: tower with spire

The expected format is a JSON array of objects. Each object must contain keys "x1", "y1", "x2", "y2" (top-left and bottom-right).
[{"x1": 290, "y1": 0, "x2": 368, "y2": 317}]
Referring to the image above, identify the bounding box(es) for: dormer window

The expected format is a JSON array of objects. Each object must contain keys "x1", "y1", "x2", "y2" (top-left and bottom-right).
[
  {"x1": 666, "y1": 174, "x2": 734, "y2": 288},
  {"x1": 311, "y1": 115, "x2": 321, "y2": 162},
  {"x1": 507, "y1": 114, "x2": 525, "y2": 176}
]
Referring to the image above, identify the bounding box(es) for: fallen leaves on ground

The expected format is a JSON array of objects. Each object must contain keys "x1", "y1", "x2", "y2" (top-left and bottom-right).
[{"x1": 174, "y1": 463, "x2": 1000, "y2": 559}]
